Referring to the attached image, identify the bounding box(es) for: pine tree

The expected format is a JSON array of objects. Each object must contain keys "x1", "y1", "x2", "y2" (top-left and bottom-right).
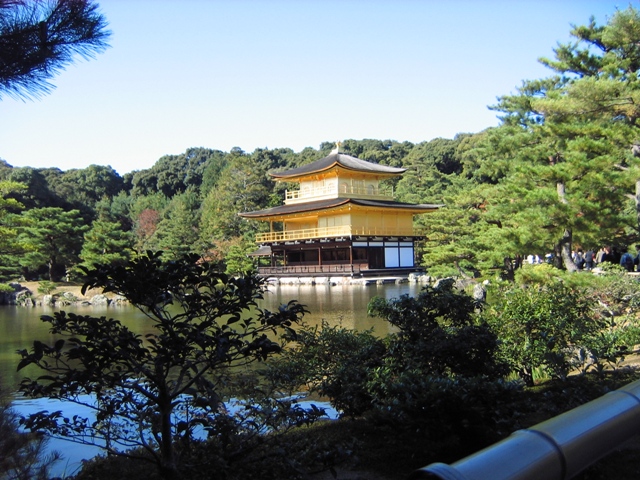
[
  {"x1": 0, "y1": 0, "x2": 110, "y2": 99},
  {"x1": 78, "y1": 219, "x2": 133, "y2": 270},
  {"x1": 450, "y1": 7, "x2": 640, "y2": 273}
]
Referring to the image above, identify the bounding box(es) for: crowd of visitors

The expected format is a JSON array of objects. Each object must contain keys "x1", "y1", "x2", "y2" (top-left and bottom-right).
[
  {"x1": 518, "y1": 247, "x2": 640, "y2": 273},
  {"x1": 572, "y1": 245, "x2": 640, "y2": 272}
]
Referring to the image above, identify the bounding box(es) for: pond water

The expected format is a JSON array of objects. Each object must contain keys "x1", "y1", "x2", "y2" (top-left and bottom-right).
[
  {"x1": 1, "y1": 282, "x2": 420, "y2": 391},
  {"x1": 0, "y1": 282, "x2": 421, "y2": 477}
]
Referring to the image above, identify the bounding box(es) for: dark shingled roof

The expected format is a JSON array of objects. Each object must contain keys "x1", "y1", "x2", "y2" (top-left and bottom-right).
[
  {"x1": 239, "y1": 198, "x2": 442, "y2": 219},
  {"x1": 270, "y1": 153, "x2": 406, "y2": 179}
]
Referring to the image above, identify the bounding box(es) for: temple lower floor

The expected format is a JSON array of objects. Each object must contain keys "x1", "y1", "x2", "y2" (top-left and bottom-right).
[{"x1": 252, "y1": 236, "x2": 424, "y2": 277}]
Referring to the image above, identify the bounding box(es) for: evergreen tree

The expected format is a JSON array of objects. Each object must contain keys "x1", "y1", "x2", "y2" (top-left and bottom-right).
[
  {"x1": 200, "y1": 150, "x2": 271, "y2": 242},
  {"x1": 224, "y1": 238, "x2": 257, "y2": 275},
  {"x1": 429, "y1": 7, "x2": 640, "y2": 275},
  {"x1": 18, "y1": 207, "x2": 88, "y2": 281},
  {"x1": 0, "y1": 0, "x2": 110, "y2": 100},
  {"x1": 78, "y1": 218, "x2": 133, "y2": 271},
  {"x1": 152, "y1": 190, "x2": 201, "y2": 259},
  {"x1": 0, "y1": 180, "x2": 28, "y2": 283}
]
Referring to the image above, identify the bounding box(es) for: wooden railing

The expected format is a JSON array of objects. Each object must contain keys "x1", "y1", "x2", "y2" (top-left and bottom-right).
[
  {"x1": 284, "y1": 185, "x2": 393, "y2": 203},
  {"x1": 258, "y1": 264, "x2": 363, "y2": 275},
  {"x1": 255, "y1": 226, "x2": 423, "y2": 243}
]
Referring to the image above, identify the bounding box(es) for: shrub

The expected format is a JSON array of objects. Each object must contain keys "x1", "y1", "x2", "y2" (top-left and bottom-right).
[
  {"x1": 368, "y1": 279, "x2": 508, "y2": 380},
  {"x1": 268, "y1": 321, "x2": 386, "y2": 417},
  {"x1": 36, "y1": 280, "x2": 56, "y2": 295},
  {"x1": 486, "y1": 282, "x2": 604, "y2": 385},
  {"x1": 0, "y1": 390, "x2": 60, "y2": 480}
]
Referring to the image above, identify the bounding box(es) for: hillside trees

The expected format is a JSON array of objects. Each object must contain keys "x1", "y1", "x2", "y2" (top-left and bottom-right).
[
  {"x1": 4, "y1": 167, "x2": 62, "y2": 209},
  {"x1": 130, "y1": 147, "x2": 225, "y2": 198},
  {"x1": 55, "y1": 165, "x2": 124, "y2": 211},
  {"x1": 152, "y1": 190, "x2": 201, "y2": 259},
  {"x1": 200, "y1": 149, "x2": 272, "y2": 244},
  {"x1": 78, "y1": 217, "x2": 132, "y2": 270},
  {"x1": 0, "y1": 0, "x2": 110, "y2": 100},
  {"x1": 394, "y1": 137, "x2": 465, "y2": 205},
  {"x1": 200, "y1": 149, "x2": 231, "y2": 195},
  {"x1": 339, "y1": 139, "x2": 414, "y2": 168}
]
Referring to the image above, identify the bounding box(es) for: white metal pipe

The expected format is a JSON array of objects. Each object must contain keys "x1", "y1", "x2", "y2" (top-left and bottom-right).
[{"x1": 411, "y1": 379, "x2": 640, "y2": 480}]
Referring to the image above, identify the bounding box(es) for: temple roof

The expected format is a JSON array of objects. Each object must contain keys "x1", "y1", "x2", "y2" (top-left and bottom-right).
[
  {"x1": 239, "y1": 198, "x2": 441, "y2": 219},
  {"x1": 270, "y1": 153, "x2": 406, "y2": 180}
]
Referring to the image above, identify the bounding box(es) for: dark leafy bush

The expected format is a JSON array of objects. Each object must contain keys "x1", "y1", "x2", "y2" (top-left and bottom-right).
[
  {"x1": 369, "y1": 278, "x2": 508, "y2": 380},
  {"x1": 0, "y1": 395, "x2": 60, "y2": 480},
  {"x1": 17, "y1": 251, "x2": 320, "y2": 480},
  {"x1": 272, "y1": 279, "x2": 510, "y2": 437},
  {"x1": 267, "y1": 321, "x2": 386, "y2": 417}
]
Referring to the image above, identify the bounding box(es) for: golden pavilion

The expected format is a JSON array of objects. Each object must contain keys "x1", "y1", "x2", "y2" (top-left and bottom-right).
[{"x1": 239, "y1": 149, "x2": 441, "y2": 277}]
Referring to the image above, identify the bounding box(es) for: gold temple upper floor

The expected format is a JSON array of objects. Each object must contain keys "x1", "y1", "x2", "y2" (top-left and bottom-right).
[{"x1": 254, "y1": 225, "x2": 424, "y2": 243}]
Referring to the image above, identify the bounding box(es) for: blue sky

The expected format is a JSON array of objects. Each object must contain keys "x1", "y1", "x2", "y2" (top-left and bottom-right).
[{"x1": 0, "y1": 0, "x2": 628, "y2": 175}]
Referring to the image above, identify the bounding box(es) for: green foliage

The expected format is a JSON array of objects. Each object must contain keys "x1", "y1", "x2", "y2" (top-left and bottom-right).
[
  {"x1": 485, "y1": 282, "x2": 606, "y2": 385},
  {"x1": 271, "y1": 279, "x2": 510, "y2": 442},
  {"x1": 17, "y1": 207, "x2": 88, "y2": 281},
  {"x1": 36, "y1": 281, "x2": 56, "y2": 295},
  {"x1": 365, "y1": 281, "x2": 512, "y2": 438},
  {"x1": 200, "y1": 151, "x2": 272, "y2": 242},
  {"x1": 416, "y1": 7, "x2": 640, "y2": 276},
  {"x1": 0, "y1": 180, "x2": 29, "y2": 281},
  {"x1": 0, "y1": 385, "x2": 60, "y2": 480},
  {"x1": 151, "y1": 190, "x2": 201, "y2": 259},
  {"x1": 224, "y1": 238, "x2": 258, "y2": 276},
  {"x1": 268, "y1": 321, "x2": 386, "y2": 418},
  {"x1": 4, "y1": 167, "x2": 64, "y2": 210},
  {"x1": 17, "y1": 251, "x2": 317, "y2": 480},
  {"x1": 130, "y1": 147, "x2": 223, "y2": 198},
  {"x1": 368, "y1": 279, "x2": 506, "y2": 379},
  {"x1": 78, "y1": 218, "x2": 133, "y2": 270},
  {"x1": 0, "y1": 0, "x2": 110, "y2": 100},
  {"x1": 508, "y1": 266, "x2": 640, "y2": 376},
  {"x1": 52, "y1": 165, "x2": 124, "y2": 216}
]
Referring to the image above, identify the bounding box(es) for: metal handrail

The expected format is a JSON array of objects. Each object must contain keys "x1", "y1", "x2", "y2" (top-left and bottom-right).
[{"x1": 411, "y1": 379, "x2": 640, "y2": 480}]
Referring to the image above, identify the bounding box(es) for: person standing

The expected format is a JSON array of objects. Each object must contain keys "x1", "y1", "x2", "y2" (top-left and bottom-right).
[
  {"x1": 600, "y1": 246, "x2": 615, "y2": 263},
  {"x1": 584, "y1": 249, "x2": 595, "y2": 270},
  {"x1": 620, "y1": 248, "x2": 635, "y2": 272}
]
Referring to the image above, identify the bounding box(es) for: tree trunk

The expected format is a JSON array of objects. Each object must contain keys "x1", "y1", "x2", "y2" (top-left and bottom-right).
[
  {"x1": 559, "y1": 228, "x2": 576, "y2": 272},
  {"x1": 159, "y1": 394, "x2": 179, "y2": 479},
  {"x1": 557, "y1": 181, "x2": 578, "y2": 272},
  {"x1": 48, "y1": 260, "x2": 55, "y2": 282},
  {"x1": 635, "y1": 178, "x2": 640, "y2": 233}
]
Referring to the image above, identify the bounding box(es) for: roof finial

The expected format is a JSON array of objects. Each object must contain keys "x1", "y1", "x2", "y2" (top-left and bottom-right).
[{"x1": 330, "y1": 141, "x2": 342, "y2": 155}]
